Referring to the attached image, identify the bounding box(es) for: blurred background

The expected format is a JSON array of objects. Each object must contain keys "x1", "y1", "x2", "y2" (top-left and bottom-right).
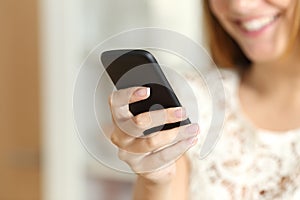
[{"x1": 0, "y1": 0, "x2": 202, "y2": 199}]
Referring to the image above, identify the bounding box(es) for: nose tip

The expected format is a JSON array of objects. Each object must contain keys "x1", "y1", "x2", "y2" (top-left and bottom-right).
[{"x1": 229, "y1": 0, "x2": 260, "y2": 14}]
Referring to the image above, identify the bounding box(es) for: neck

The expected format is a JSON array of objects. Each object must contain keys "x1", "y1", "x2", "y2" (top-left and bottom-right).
[{"x1": 243, "y1": 47, "x2": 300, "y2": 96}]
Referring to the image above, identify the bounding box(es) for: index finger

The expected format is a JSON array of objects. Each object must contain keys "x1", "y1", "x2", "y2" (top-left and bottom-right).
[{"x1": 109, "y1": 86, "x2": 150, "y2": 107}]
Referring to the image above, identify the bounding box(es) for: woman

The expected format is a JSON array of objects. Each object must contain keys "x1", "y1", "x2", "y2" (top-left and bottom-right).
[{"x1": 109, "y1": 0, "x2": 300, "y2": 199}]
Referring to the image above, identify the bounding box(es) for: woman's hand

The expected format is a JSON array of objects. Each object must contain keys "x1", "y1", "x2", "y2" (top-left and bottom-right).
[{"x1": 109, "y1": 86, "x2": 199, "y2": 184}]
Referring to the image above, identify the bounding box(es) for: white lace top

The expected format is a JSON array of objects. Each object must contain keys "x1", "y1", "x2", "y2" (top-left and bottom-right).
[{"x1": 179, "y1": 69, "x2": 300, "y2": 200}]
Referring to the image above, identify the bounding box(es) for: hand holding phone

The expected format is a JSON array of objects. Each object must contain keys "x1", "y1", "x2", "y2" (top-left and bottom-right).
[
  {"x1": 101, "y1": 49, "x2": 191, "y2": 135},
  {"x1": 101, "y1": 49, "x2": 199, "y2": 176}
]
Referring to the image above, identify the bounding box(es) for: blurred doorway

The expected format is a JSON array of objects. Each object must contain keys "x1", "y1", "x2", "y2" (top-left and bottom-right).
[{"x1": 0, "y1": 0, "x2": 41, "y2": 199}]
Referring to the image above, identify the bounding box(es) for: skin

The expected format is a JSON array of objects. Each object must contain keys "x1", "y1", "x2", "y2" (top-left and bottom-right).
[
  {"x1": 209, "y1": 0, "x2": 300, "y2": 131},
  {"x1": 109, "y1": 0, "x2": 300, "y2": 199},
  {"x1": 109, "y1": 86, "x2": 197, "y2": 199},
  {"x1": 209, "y1": 0, "x2": 297, "y2": 63}
]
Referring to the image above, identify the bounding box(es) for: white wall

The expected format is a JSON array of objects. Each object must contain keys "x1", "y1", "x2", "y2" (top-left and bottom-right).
[
  {"x1": 148, "y1": 0, "x2": 202, "y2": 42},
  {"x1": 39, "y1": 0, "x2": 86, "y2": 199}
]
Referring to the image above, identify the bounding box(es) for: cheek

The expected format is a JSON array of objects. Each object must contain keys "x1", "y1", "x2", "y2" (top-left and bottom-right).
[
  {"x1": 267, "y1": 0, "x2": 293, "y2": 8},
  {"x1": 208, "y1": 0, "x2": 229, "y2": 25},
  {"x1": 209, "y1": 0, "x2": 227, "y2": 16}
]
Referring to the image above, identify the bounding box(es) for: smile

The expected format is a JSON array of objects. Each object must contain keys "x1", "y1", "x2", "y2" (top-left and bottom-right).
[{"x1": 238, "y1": 15, "x2": 279, "y2": 32}]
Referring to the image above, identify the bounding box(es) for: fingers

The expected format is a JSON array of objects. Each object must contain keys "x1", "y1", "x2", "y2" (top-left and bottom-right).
[
  {"x1": 132, "y1": 107, "x2": 188, "y2": 129},
  {"x1": 111, "y1": 123, "x2": 199, "y2": 153},
  {"x1": 139, "y1": 136, "x2": 198, "y2": 172},
  {"x1": 118, "y1": 134, "x2": 198, "y2": 173},
  {"x1": 116, "y1": 107, "x2": 187, "y2": 137},
  {"x1": 112, "y1": 123, "x2": 199, "y2": 173},
  {"x1": 109, "y1": 87, "x2": 150, "y2": 128},
  {"x1": 110, "y1": 87, "x2": 150, "y2": 107},
  {"x1": 108, "y1": 86, "x2": 200, "y2": 173},
  {"x1": 110, "y1": 86, "x2": 188, "y2": 137}
]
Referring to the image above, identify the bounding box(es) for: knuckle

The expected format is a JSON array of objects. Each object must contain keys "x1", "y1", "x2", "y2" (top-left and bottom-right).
[
  {"x1": 169, "y1": 127, "x2": 181, "y2": 140},
  {"x1": 133, "y1": 113, "x2": 151, "y2": 129},
  {"x1": 127, "y1": 87, "x2": 134, "y2": 96},
  {"x1": 132, "y1": 164, "x2": 143, "y2": 173},
  {"x1": 108, "y1": 93, "x2": 113, "y2": 106},
  {"x1": 126, "y1": 87, "x2": 136, "y2": 100},
  {"x1": 117, "y1": 149, "x2": 128, "y2": 161},
  {"x1": 171, "y1": 111, "x2": 180, "y2": 122},
  {"x1": 156, "y1": 109, "x2": 168, "y2": 124},
  {"x1": 166, "y1": 108, "x2": 177, "y2": 123},
  {"x1": 145, "y1": 137, "x2": 158, "y2": 150},
  {"x1": 111, "y1": 133, "x2": 121, "y2": 147},
  {"x1": 114, "y1": 105, "x2": 129, "y2": 120},
  {"x1": 108, "y1": 92, "x2": 117, "y2": 107}
]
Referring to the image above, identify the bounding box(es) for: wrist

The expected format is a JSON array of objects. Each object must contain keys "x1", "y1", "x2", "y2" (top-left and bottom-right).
[
  {"x1": 134, "y1": 175, "x2": 173, "y2": 200},
  {"x1": 137, "y1": 174, "x2": 174, "y2": 186}
]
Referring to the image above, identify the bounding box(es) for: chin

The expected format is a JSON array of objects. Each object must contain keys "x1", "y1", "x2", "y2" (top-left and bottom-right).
[
  {"x1": 244, "y1": 48, "x2": 284, "y2": 64},
  {"x1": 241, "y1": 41, "x2": 287, "y2": 64},
  {"x1": 250, "y1": 58, "x2": 285, "y2": 65},
  {"x1": 247, "y1": 55, "x2": 277, "y2": 64}
]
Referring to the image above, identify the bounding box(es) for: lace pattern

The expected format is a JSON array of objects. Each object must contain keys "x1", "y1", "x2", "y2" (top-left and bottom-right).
[{"x1": 183, "y1": 69, "x2": 300, "y2": 200}]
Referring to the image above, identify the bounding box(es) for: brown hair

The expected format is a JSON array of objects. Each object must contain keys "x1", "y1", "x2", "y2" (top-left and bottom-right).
[{"x1": 202, "y1": 0, "x2": 300, "y2": 69}]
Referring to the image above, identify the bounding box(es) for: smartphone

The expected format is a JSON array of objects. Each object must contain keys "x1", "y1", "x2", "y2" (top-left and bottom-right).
[{"x1": 101, "y1": 49, "x2": 190, "y2": 135}]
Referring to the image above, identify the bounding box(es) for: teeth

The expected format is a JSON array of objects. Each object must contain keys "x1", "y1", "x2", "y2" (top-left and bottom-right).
[{"x1": 241, "y1": 16, "x2": 276, "y2": 31}]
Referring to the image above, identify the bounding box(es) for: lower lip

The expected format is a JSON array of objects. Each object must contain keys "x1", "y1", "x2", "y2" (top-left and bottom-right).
[{"x1": 238, "y1": 17, "x2": 278, "y2": 37}]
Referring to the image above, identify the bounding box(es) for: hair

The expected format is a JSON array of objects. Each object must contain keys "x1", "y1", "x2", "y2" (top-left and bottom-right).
[{"x1": 202, "y1": 0, "x2": 300, "y2": 69}]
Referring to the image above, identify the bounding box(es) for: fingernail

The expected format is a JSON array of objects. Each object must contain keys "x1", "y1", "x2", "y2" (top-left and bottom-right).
[
  {"x1": 187, "y1": 124, "x2": 199, "y2": 133},
  {"x1": 175, "y1": 107, "x2": 186, "y2": 118},
  {"x1": 188, "y1": 137, "x2": 198, "y2": 145},
  {"x1": 135, "y1": 88, "x2": 150, "y2": 97}
]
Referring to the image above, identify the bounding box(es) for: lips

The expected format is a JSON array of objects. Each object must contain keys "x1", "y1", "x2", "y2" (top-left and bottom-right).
[{"x1": 236, "y1": 14, "x2": 279, "y2": 32}]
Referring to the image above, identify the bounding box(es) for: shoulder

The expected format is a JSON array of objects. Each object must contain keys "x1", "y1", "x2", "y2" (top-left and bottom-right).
[
  {"x1": 220, "y1": 68, "x2": 240, "y2": 96},
  {"x1": 219, "y1": 68, "x2": 240, "y2": 88}
]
